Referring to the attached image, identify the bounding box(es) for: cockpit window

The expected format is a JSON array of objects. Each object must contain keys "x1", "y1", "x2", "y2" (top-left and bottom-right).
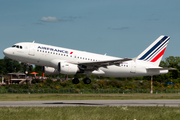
[{"x1": 12, "y1": 45, "x2": 23, "y2": 49}]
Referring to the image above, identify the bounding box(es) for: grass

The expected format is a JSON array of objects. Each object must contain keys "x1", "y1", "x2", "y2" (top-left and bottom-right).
[
  {"x1": 0, "y1": 106, "x2": 180, "y2": 120},
  {"x1": 0, "y1": 93, "x2": 180, "y2": 101},
  {"x1": 1, "y1": 94, "x2": 180, "y2": 120}
]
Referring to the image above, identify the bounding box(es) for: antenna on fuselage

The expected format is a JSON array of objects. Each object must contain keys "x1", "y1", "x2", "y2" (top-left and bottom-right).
[{"x1": 33, "y1": 41, "x2": 35, "y2": 43}]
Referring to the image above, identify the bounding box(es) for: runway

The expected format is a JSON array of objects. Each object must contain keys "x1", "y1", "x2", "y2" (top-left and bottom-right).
[{"x1": 0, "y1": 100, "x2": 180, "y2": 107}]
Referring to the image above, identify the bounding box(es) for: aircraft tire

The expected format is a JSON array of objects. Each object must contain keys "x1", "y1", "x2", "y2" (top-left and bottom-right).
[
  {"x1": 72, "y1": 78, "x2": 79, "y2": 84},
  {"x1": 83, "y1": 78, "x2": 91, "y2": 84}
]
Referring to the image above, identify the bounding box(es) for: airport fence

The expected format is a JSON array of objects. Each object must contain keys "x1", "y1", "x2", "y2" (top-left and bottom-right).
[{"x1": 1, "y1": 89, "x2": 180, "y2": 94}]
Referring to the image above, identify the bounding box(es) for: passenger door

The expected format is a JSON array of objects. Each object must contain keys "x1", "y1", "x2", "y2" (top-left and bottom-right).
[{"x1": 28, "y1": 44, "x2": 35, "y2": 56}]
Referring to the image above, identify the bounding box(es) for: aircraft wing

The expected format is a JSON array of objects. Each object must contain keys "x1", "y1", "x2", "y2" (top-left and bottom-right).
[{"x1": 77, "y1": 58, "x2": 132, "y2": 70}]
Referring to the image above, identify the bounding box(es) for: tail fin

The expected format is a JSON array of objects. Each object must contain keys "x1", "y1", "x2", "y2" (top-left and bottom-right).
[{"x1": 137, "y1": 35, "x2": 170, "y2": 66}]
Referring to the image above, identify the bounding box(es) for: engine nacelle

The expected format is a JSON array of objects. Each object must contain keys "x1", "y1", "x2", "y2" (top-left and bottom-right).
[
  {"x1": 59, "y1": 62, "x2": 79, "y2": 75},
  {"x1": 42, "y1": 66, "x2": 59, "y2": 75},
  {"x1": 50, "y1": 59, "x2": 79, "y2": 75}
]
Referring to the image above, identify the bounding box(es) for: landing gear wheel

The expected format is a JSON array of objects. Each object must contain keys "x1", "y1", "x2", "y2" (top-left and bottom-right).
[
  {"x1": 72, "y1": 78, "x2": 79, "y2": 84},
  {"x1": 83, "y1": 77, "x2": 91, "y2": 84}
]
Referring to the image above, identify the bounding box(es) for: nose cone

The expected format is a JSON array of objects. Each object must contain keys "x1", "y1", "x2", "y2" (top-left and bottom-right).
[
  {"x1": 3, "y1": 48, "x2": 7, "y2": 56},
  {"x1": 3, "y1": 48, "x2": 11, "y2": 57}
]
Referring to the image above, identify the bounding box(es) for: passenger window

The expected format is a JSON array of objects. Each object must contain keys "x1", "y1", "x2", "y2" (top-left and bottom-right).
[{"x1": 16, "y1": 45, "x2": 19, "y2": 48}]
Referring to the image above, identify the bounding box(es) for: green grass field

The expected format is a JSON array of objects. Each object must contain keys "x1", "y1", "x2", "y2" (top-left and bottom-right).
[
  {"x1": 0, "y1": 93, "x2": 180, "y2": 101},
  {"x1": 1, "y1": 93, "x2": 180, "y2": 120},
  {"x1": 0, "y1": 106, "x2": 180, "y2": 120}
]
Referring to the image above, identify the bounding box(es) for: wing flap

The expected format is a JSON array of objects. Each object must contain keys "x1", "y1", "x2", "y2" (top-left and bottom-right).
[{"x1": 78, "y1": 58, "x2": 132, "y2": 70}]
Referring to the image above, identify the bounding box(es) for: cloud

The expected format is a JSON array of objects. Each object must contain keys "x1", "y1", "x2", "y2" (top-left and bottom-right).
[
  {"x1": 108, "y1": 27, "x2": 130, "y2": 31},
  {"x1": 39, "y1": 16, "x2": 84, "y2": 23},
  {"x1": 40, "y1": 16, "x2": 59, "y2": 22},
  {"x1": 35, "y1": 22, "x2": 45, "y2": 25}
]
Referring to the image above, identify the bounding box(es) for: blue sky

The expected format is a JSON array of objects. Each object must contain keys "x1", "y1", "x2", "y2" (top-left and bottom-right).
[{"x1": 0, "y1": 0, "x2": 180, "y2": 60}]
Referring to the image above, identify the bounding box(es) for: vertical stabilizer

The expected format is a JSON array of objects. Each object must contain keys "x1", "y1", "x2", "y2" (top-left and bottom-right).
[{"x1": 137, "y1": 35, "x2": 170, "y2": 66}]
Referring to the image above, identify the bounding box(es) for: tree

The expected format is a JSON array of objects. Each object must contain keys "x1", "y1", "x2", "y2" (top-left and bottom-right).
[
  {"x1": 3, "y1": 57, "x2": 17, "y2": 73},
  {"x1": 0, "y1": 59, "x2": 5, "y2": 75},
  {"x1": 3, "y1": 57, "x2": 32, "y2": 74},
  {"x1": 160, "y1": 56, "x2": 180, "y2": 79},
  {"x1": 35, "y1": 65, "x2": 43, "y2": 76}
]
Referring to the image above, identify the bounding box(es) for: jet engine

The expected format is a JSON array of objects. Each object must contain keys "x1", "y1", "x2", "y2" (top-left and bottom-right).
[
  {"x1": 58, "y1": 62, "x2": 79, "y2": 75},
  {"x1": 42, "y1": 66, "x2": 59, "y2": 75},
  {"x1": 49, "y1": 59, "x2": 79, "y2": 75}
]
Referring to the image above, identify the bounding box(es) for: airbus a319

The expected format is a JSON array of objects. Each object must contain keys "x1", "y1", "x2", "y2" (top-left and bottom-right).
[{"x1": 3, "y1": 35, "x2": 174, "y2": 84}]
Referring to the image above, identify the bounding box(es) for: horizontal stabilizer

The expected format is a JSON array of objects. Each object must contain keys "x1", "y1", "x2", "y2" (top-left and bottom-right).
[{"x1": 146, "y1": 67, "x2": 176, "y2": 70}]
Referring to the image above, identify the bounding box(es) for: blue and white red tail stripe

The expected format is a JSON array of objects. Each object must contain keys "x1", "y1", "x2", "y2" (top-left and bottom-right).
[{"x1": 137, "y1": 35, "x2": 170, "y2": 65}]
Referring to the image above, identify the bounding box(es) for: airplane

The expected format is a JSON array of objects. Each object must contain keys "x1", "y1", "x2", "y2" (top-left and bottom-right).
[{"x1": 3, "y1": 35, "x2": 175, "y2": 84}]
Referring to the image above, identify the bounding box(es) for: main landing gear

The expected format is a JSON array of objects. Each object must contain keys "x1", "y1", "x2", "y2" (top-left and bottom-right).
[
  {"x1": 72, "y1": 78, "x2": 79, "y2": 84},
  {"x1": 83, "y1": 77, "x2": 91, "y2": 84},
  {"x1": 72, "y1": 77, "x2": 91, "y2": 84}
]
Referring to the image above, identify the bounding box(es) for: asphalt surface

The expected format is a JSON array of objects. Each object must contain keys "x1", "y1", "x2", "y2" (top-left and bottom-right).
[{"x1": 0, "y1": 100, "x2": 180, "y2": 107}]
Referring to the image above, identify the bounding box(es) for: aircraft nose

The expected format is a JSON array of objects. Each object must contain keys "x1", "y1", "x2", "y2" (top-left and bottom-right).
[{"x1": 3, "y1": 48, "x2": 11, "y2": 56}]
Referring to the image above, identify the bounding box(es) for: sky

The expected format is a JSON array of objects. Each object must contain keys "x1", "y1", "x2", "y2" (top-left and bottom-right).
[{"x1": 0, "y1": 0, "x2": 180, "y2": 60}]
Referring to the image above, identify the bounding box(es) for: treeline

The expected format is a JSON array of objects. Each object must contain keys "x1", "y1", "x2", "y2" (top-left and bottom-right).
[
  {"x1": 0, "y1": 57, "x2": 37, "y2": 75},
  {"x1": 0, "y1": 56, "x2": 180, "y2": 82},
  {"x1": 1, "y1": 78, "x2": 180, "y2": 91}
]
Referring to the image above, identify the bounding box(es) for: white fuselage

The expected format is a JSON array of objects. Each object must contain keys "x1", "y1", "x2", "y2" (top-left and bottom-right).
[{"x1": 3, "y1": 42, "x2": 168, "y2": 77}]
